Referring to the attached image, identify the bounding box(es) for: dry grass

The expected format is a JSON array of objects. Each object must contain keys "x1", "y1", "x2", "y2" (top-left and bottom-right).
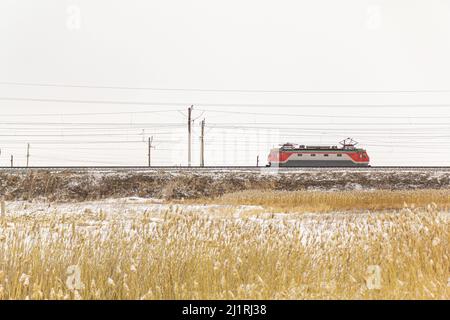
[
  {"x1": 0, "y1": 194, "x2": 449, "y2": 300},
  {"x1": 205, "y1": 189, "x2": 450, "y2": 213}
]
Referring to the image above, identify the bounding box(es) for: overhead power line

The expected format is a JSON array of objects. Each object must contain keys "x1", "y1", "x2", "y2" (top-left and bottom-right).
[
  {"x1": 0, "y1": 139, "x2": 181, "y2": 144},
  {"x1": 0, "y1": 121, "x2": 185, "y2": 127},
  {"x1": 198, "y1": 122, "x2": 450, "y2": 126},
  {"x1": 0, "y1": 133, "x2": 170, "y2": 137},
  {"x1": 0, "y1": 104, "x2": 447, "y2": 119},
  {"x1": 1, "y1": 81, "x2": 450, "y2": 94},
  {"x1": 0, "y1": 109, "x2": 183, "y2": 117},
  {"x1": 207, "y1": 124, "x2": 450, "y2": 132},
  {"x1": 1, "y1": 97, "x2": 450, "y2": 108},
  {"x1": 200, "y1": 109, "x2": 450, "y2": 119}
]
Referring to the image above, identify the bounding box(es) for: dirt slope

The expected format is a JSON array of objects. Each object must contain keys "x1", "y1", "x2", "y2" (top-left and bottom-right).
[{"x1": 0, "y1": 169, "x2": 448, "y2": 201}]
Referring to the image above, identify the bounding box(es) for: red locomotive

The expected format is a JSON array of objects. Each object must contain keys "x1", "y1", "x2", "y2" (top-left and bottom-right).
[{"x1": 267, "y1": 138, "x2": 370, "y2": 167}]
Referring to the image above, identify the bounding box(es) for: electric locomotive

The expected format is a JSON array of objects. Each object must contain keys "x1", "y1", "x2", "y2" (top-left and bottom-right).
[{"x1": 267, "y1": 138, "x2": 370, "y2": 167}]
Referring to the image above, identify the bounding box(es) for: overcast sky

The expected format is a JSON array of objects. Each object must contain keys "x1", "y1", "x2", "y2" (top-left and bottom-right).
[{"x1": 1, "y1": 0, "x2": 449, "y2": 166}]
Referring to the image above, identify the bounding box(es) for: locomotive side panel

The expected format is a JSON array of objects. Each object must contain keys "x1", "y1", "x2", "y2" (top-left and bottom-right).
[{"x1": 268, "y1": 149, "x2": 370, "y2": 167}]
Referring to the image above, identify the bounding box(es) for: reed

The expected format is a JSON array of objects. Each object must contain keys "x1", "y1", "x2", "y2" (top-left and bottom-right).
[
  {"x1": 208, "y1": 189, "x2": 450, "y2": 213},
  {"x1": 0, "y1": 195, "x2": 448, "y2": 300}
]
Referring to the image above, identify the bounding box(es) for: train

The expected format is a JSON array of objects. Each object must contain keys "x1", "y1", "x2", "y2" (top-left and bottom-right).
[{"x1": 267, "y1": 138, "x2": 370, "y2": 167}]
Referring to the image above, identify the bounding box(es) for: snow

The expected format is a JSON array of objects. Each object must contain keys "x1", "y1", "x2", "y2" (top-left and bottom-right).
[
  {"x1": 0, "y1": 197, "x2": 416, "y2": 248},
  {"x1": 3, "y1": 198, "x2": 264, "y2": 219}
]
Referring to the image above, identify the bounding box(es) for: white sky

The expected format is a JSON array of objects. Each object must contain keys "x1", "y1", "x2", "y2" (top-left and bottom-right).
[{"x1": 1, "y1": 0, "x2": 449, "y2": 166}]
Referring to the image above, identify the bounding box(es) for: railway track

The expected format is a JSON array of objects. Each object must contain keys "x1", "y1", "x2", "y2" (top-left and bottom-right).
[{"x1": 0, "y1": 166, "x2": 450, "y2": 172}]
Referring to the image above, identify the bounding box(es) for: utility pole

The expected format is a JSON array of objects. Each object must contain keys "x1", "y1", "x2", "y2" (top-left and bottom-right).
[
  {"x1": 257, "y1": 155, "x2": 260, "y2": 167},
  {"x1": 148, "y1": 136, "x2": 154, "y2": 167},
  {"x1": 200, "y1": 119, "x2": 205, "y2": 167},
  {"x1": 26, "y1": 143, "x2": 30, "y2": 167},
  {"x1": 10, "y1": 155, "x2": 13, "y2": 168},
  {"x1": 188, "y1": 105, "x2": 194, "y2": 167}
]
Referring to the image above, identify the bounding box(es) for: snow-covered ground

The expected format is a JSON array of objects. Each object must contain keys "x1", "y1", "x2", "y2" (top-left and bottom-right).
[
  {"x1": 4, "y1": 197, "x2": 443, "y2": 247},
  {"x1": 4, "y1": 197, "x2": 264, "y2": 218}
]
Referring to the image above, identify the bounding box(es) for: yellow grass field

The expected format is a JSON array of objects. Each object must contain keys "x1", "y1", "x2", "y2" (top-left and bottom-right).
[
  {"x1": 0, "y1": 189, "x2": 449, "y2": 300},
  {"x1": 201, "y1": 189, "x2": 450, "y2": 213}
]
